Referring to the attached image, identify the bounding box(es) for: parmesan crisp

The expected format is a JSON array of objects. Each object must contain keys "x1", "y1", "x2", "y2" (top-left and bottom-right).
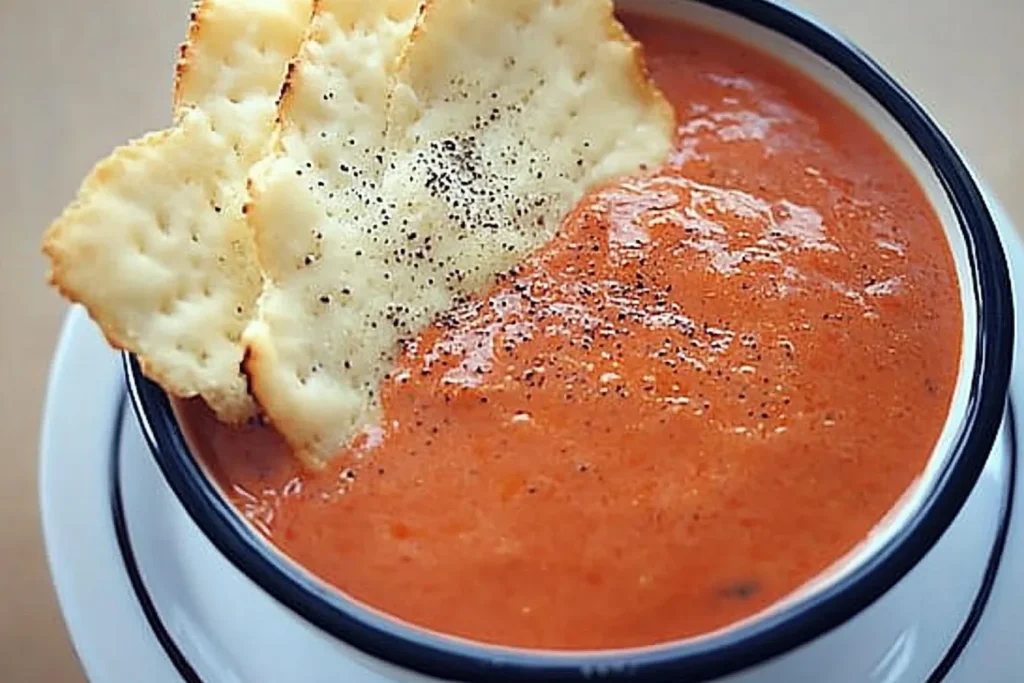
[{"x1": 43, "y1": 0, "x2": 313, "y2": 421}]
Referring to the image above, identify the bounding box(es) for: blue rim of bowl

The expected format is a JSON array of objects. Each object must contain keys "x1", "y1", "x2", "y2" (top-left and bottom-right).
[{"x1": 125, "y1": 0, "x2": 1015, "y2": 680}]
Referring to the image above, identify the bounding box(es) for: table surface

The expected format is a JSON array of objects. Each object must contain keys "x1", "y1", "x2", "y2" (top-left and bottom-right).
[{"x1": 1, "y1": 0, "x2": 1021, "y2": 680}]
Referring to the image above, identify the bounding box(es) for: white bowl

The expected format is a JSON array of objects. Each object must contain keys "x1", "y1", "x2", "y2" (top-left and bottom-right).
[{"x1": 124, "y1": 1, "x2": 1015, "y2": 681}]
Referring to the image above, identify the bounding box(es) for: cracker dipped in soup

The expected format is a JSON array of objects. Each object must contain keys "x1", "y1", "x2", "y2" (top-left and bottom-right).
[{"x1": 44, "y1": 0, "x2": 960, "y2": 650}]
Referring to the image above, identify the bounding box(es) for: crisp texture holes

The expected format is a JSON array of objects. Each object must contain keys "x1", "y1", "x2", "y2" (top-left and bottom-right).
[
  {"x1": 131, "y1": 231, "x2": 147, "y2": 254},
  {"x1": 154, "y1": 206, "x2": 171, "y2": 234}
]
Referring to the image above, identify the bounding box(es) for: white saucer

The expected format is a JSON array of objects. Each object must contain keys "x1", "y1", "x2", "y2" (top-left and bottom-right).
[
  {"x1": 40, "y1": 193, "x2": 1024, "y2": 683},
  {"x1": 39, "y1": 312, "x2": 182, "y2": 682}
]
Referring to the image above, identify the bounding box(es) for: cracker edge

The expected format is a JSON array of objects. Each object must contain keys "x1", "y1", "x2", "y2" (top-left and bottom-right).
[
  {"x1": 603, "y1": 5, "x2": 677, "y2": 157},
  {"x1": 240, "y1": 0, "x2": 344, "y2": 468},
  {"x1": 239, "y1": 0, "x2": 326, "y2": 466},
  {"x1": 173, "y1": 0, "x2": 207, "y2": 113}
]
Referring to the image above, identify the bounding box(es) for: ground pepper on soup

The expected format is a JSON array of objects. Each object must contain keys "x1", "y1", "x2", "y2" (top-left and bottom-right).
[{"x1": 176, "y1": 14, "x2": 962, "y2": 650}]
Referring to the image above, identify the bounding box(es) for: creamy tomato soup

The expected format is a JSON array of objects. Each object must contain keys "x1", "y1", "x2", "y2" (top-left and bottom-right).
[{"x1": 176, "y1": 14, "x2": 961, "y2": 650}]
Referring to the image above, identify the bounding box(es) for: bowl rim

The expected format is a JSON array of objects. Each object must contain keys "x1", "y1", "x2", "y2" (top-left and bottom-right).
[{"x1": 126, "y1": 0, "x2": 1015, "y2": 680}]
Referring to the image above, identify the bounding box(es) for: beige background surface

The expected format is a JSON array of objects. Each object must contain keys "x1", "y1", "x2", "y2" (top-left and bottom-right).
[{"x1": 0, "y1": 0, "x2": 1020, "y2": 681}]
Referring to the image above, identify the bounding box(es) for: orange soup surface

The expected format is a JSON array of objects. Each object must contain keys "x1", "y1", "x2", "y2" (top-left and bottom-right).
[{"x1": 179, "y1": 15, "x2": 961, "y2": 650}]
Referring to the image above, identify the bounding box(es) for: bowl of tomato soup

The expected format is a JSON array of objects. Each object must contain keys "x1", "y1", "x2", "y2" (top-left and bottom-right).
[{"x1": 126, "y1": 0, "x2": 1013, "y2": 681}]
